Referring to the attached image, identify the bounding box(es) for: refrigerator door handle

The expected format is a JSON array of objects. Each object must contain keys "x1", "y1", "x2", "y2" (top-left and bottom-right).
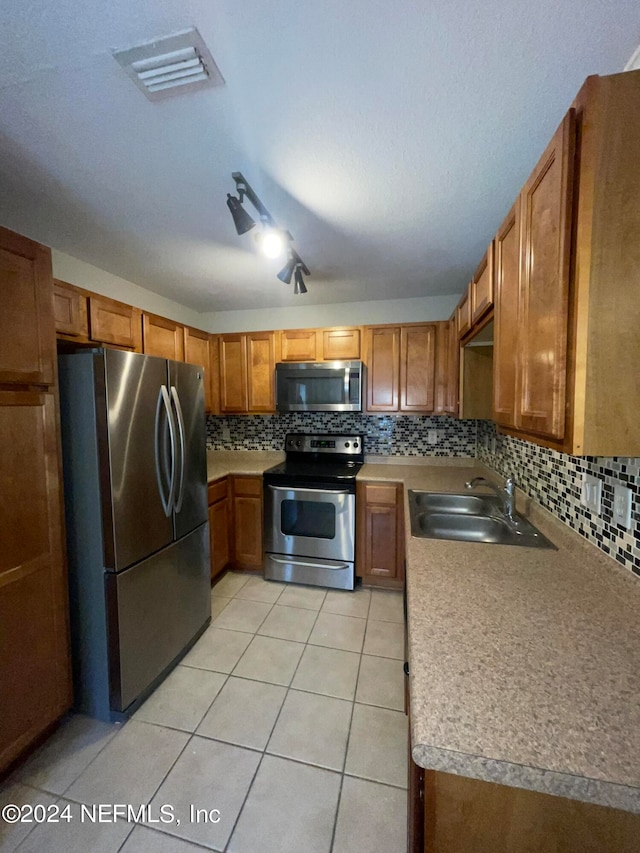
[
  {"x1": 154, "y1": 384, "x2": 177, "y2": 518},
  {"x1": 170, "y1": 385, "x2": 187, "y2": 513}
]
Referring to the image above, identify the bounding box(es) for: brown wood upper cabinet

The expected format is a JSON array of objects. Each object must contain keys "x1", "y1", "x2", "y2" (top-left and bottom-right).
[
  {"x1": 219, "y1": 331, "x2": 276, "y2": 414},
  {"x1": 53, "y1": 279, "x2": 89, "y2": 339},
  {"x1": 88, "y1": 294, "x2": 142, "y2": 351},
  {"x1": 471, "y1": 243, "x2": 494, "y2": 324},
  {"x1": 456, "y1": 288, "x2": 472, "y2": 339},
  {"x1": 0, "y1": 227, "x2": 56, "y2": 386},
  {"x1": 366, "y1": 323, "x2": 439, "y2": 413},
  {"x1": 278, "y1": 326, "x2": 361, "y2": 362},
  {"x1": 434, "y1": 318, "x2": 458, "y2": 416},
  {"x1": 184, "y1": 326, "x2": 216, "y2": 414},
  {"x1": 492, "y1": 203, "x2": 520, "y2": 429},
  {"x1": 142, "y1": 313, "x2": 185, "y2": 361}
]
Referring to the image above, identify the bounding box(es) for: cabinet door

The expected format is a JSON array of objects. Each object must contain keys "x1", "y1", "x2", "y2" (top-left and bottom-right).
[
  {"x1": 0, "y1": 391, "x2": 71, "y2": 770},
  {"x1": 209, "y1": 498, "x2": 230, "y2": 580},
  {"x1": 53, "y1": 280, "x2": 89, "y2": 339},
  {"x1": 232, "y1": 477, "x2": 263, "y2": 569},
  {"x1": 357, "y1": 482, "x2": 404, "y2": 587},
  {"x1": 366, "y1": 326, "x2": 400, "y2": 411},
  {"x1": 219, "y1": 334, "x2": 248, "y2": 413},
  {"x1": 493, "y1": 203, "x2": 521, "y2": 428},
  {"x1": 88, "y1": 295, "x2": 142, "y2": 351},
  {"x1": 456, "y1": 288, "x2": 472, "y2": 339},
  {"x1": 143, "y1": 313, "x2": 184, "y2": 361},
  {"x1": 322, "y1": 327, "x2": 361, "y2": 360},
  {"x1": 246, "y1": 332, "x2": 275, "y2": 413},
  {"x1": 400, "y1": 324, "x2": 436, "y2": 412},
  {"x1": 434, "y1": 321, "x2": 450, "y2": 415},
  {"x1": 0, "y1": 227, "x2": 55, "y2": 386},
  {"x1": 184, "y1": 327, "x2": 214, "y2": 413},
  {"x1": 471, "y1": 244, "x2": 494, "y2": 324},
  {"x1": 517, "y1": 110, "x2": 575, "y2": 439},
  {"x1": 279, "y1": 329, "x2": 318, "y2": 362},
  {"x1": 445, "y1": 315, "x2": 459, "y2": 415}
]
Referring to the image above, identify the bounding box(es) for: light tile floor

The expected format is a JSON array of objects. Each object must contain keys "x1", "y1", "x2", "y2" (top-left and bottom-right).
[{"x1": 1, "y1": 574, "x2": 407, "y2": 853}]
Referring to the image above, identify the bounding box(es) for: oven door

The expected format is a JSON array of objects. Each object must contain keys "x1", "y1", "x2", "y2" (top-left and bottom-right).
[{"x1": 265, "y1": 484, "x2": 355, "y2": 562}]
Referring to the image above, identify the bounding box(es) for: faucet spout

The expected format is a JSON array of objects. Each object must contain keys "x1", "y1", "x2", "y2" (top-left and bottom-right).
[{"x1": 465, "y1": 475, "x2": 517, "y2": 520}]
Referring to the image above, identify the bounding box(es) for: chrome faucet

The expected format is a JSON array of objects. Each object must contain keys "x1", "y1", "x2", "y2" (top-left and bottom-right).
[{"x1": 465, "y1": 475, "x2": 517, "y2": 521}]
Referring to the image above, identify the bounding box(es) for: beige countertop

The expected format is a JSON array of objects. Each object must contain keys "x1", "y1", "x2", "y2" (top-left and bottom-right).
[
  {"x1": 206, "y1": 449, "x2": 284, "y2": 482},
  {"x1": 361, "y1": 461, "x2": 640, "y2": 814}
]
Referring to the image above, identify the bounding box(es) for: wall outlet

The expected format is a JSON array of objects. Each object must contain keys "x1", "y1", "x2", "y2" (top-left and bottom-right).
[
  {"x1": 613, "y1": 485, "x2": 632, "y2": 529},
  {"x1": 221, "y1": 426, "x2": 231, "y2": 442},
  {"x1": 580, "y1": 474, "x2": 602, "y2": 514},
  {"x1": 489, "y1": 435, "x2": 497, "y2": 453},
  {"x1": 427, "y1": 430, "x2": 440, "y2": 445}
]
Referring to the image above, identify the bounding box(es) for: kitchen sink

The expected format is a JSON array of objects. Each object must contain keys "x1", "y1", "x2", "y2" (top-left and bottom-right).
[{"x1": 408, "y1": 491, "x2": 556, "y2": 549}]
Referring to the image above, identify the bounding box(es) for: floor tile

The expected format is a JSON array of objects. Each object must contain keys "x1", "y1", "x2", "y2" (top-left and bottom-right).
[
  {"x1": 65, "y1": 720, "x2": 189, "y2": 806},
  {"x1": 321, "y1": 587, "x2": 371, "y2": 618},
  {"x1": 181, "y1": 627, "x2": 252, "y2": 674},
  {"x1": 308, "y1": 612, "x2": 366, "y2": 653},
  {"x1": 13, "y1": 798, "x2": 132, "y2": 853},
  {"x1": 134, "y1": 666, "x2": 227, "y2": 732},
  {"x1": 345, "y1": 703, "x2": 408, "y2": 788},
  {"x1": 332, "y1": 776, "x2": 407, "y2": 853},
  {"x1": 0, "y1": 782, "x2": 56, "y2": 853},
  {"x1": 363, "y1": 619, "x2": 404, "y2": 659},
  {"x1": 266, "y1": 690, "x2": 352, "y2": 771},
  {"x1": 211, "y1": 572, "x2": 250, "y2": 598},
  {"x1": 149, "y1": 737, "x2": 260, "y2": 851},
  {"x1": 120, "y1": 825, "x2": 205, "y2": 852},
  {"x1": 211, "y1": 595, "x2": 231, "y2": 619},
  {"x1": 12, "y1": 714, "x2": 119, "y2": 795},
  {"x1": 227, "y1": 755, "x2": 341, "y2": 853},
  {"x1": 197, "y1": 677, "x2": 286, "y2": 750},
  {"x1": 291, "y1": 645, "x2": 360, "y2": 700},
  {"x1": 356, "y1": 655, "x2": 405, "y2": 711},
  {"x1": 233, "y1": 635, "x2": 304, "y2": 686},
  {"x1": 368, "y1": 589, "x2": 404, "y2": 623},
  {"x1": 277, "y1": 585, "x2": 327, "y2": 610},
  {"x1": 234, "y1": 576, "x2": 285, "y2": 604},
  {"x1": 257, "y1": 604, "x2": 317, "y2": 642},
  {"x1": 211, "y1": 598, "x2": 272, "y2": 633}
]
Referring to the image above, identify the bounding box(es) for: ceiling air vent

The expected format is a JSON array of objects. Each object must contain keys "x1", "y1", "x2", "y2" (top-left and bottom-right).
[{"x1": 112, "y1": 27, "x2": 224, "y2": 102}]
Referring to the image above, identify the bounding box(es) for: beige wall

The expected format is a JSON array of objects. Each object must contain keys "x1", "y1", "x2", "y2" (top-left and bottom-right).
[{"x1": 52, "y1": 250, "x2": 460, "y2": 333}]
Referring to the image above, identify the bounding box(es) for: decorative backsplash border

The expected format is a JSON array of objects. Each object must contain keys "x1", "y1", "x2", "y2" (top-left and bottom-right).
[
  {"x1": 206, "y1": 413, "x2": 477, "y2": 457},
  {"x1": 477, "y1": 421, "x2": 640, "y2": 577},
  {"x1": 205, "y1": 413, "x2": 640, "y2": 577}
]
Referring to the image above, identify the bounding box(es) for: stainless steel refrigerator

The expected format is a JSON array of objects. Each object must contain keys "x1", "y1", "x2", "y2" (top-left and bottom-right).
[{"x1": 59, "y1": 348, "x2": 211, "y2": 721}]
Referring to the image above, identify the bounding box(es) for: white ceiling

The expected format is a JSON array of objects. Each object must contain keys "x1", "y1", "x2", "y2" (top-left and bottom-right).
[{"x1": 0, "y1": 1, "x2": 638, "y2": 312}]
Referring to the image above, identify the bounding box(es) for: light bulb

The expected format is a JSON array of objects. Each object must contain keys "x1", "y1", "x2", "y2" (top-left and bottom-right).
[{"x1": 260, "y1": 228, "x2": 285, "y2": 259}]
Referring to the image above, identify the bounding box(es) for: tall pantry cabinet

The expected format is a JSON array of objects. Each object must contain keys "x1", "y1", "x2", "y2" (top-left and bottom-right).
[{"x1": 0, "y1": 225, "x2": 72, "y2": 772}]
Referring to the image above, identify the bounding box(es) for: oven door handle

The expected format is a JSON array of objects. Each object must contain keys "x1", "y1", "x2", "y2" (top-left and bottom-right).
[
  {"x1": 268, "y1": 555, "x2": 352, "y2": 571},
  {"x1": 267, "y1": 485, "x2": 352, "y2": 496}
]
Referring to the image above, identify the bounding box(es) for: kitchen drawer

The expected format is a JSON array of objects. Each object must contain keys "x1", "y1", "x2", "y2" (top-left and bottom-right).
[
  {"x1": 363, "y1": 483, "x2": 399, "y2": 505},
  {"x1": 233, "y1": 476, "x2": 262, "y2": 497},
  {"x1": 208, "y1": 478, "x2": 228, "y2": 505}
]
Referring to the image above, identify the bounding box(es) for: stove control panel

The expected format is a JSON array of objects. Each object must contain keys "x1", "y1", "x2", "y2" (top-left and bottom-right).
[{"x1": 285, "y1": 433, "x2": 363, "y2": 457}]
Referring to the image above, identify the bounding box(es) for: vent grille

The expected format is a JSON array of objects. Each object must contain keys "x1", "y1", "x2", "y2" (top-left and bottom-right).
[{"x1": 112, "y1": 27, "x2": 224, "y2": 101}]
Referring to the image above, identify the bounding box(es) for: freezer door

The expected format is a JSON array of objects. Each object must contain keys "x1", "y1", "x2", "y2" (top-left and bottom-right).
[
  {"x1": 106, "y1": 523, "x2": 210, "y2": 712},
  {"x1": 169, "y1": 359, "x2": 208, "y2": 540},
  {"x1": 102, "y1": 349, "x2": 173, "y2": 570}
]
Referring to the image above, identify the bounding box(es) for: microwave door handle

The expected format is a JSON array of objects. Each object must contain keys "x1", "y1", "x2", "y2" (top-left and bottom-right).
[{"x1": 344, "y1": 367, "x2": 350, "y2": 402}]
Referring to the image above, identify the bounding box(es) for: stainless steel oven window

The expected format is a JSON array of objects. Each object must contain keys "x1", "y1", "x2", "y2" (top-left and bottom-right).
[{"x1": 281, "y1": 498, "x2": 336, "y2": 539}]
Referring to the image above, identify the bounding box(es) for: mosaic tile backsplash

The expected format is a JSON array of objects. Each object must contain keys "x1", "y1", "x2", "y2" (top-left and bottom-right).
[
  {"x1": 477, "y1": 421, "x2": 640, "y2": 577},
  {"x1": 206, "y1": 413, "x2": 640, "y2": 577},
  {"x1": 206, "y1": 413, "x2": 477, "y2": 457}
]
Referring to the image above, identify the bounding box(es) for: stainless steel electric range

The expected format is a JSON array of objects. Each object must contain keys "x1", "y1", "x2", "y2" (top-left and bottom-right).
[{"x1": 263, "y1": 433, "x2": 364, "y2": 590}]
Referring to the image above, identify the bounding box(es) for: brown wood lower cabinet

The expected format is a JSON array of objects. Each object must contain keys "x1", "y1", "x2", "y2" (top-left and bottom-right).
[
  {"x1": 356, "y1": 481, "x2": 404, "y2": 589},
  {"x1": 412, "y1": 770, "x2": 640, "y2": 853},
  {"x1": 207, "y1": 478, "x2": 230, "y2": 581},
  {"x1": 230, "y1": 475, "x2": 263, "y2": 570}
]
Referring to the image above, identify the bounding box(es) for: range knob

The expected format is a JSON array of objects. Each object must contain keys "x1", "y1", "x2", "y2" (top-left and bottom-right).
[
  {"x1": 345, "y1": 441, "x2": 350, "y2": 448},
  {"x1": 353, "y1": 442, "x2": 359, "y2": 449},
  {"x1": 296, "y1": 440, "x2": 301, "y2": 447}
]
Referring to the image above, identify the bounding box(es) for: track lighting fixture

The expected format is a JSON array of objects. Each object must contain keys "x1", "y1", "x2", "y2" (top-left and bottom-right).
[{"x1": 228, "y1": 171, "x2": 310, "y2": 294}]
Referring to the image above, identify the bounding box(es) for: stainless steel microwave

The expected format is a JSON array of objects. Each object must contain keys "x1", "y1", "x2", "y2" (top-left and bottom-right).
[{"x1": 275, "y1": 361, "x2": 364, "y2": 412}]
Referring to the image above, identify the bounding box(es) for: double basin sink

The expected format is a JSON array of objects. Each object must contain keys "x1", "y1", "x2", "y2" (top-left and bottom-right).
[{"x1": 408, "y1": 490, "x2": 556, "y2": 549}]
